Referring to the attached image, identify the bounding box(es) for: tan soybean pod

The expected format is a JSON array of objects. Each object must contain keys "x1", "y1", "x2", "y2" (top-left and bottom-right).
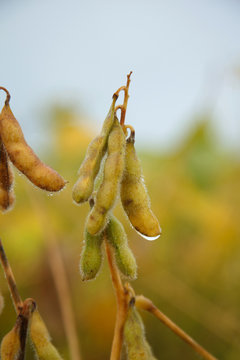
[
  {"x1": 0, "y1": 138, "x2": 14, "y2": 211},
  {"x1": 79, "y1": 228, "x2": 104, "y2": 281},
  {"x1": 124, "y1": 304, "x2": 157, "y2": 360},
  {"x1": 86, "y1": 116, "x2": 126, "y2": 235},
  {"x1": 0, "y1": 323, "x2": 21, "y2": 360},
  {"x1": 0, "y1": 102, "x2": 66, "y2": 192},
  {"x1": 121, "y1": 134, "x2": 161, "y2": 239},
  {"x1": 30, "y1": 310, "x2": 63, "y2": 360},
  {"x1": 72, "y1": 95, "x2": 118, "y2": 204},
  {"x1": 106, "y1": 216, "x2": 137, "y2": 280}
]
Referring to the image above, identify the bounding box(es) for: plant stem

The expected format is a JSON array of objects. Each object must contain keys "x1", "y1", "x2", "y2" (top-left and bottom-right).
[
  {"x1": 0, "y1": 239, "x2": 23, "y2": 313},
  {"x1": 105, "y1": 238, "x2": 130, "y2": 360},
  {"x1": 0, "y1": 86, "x2": 11, "y2": 105},
  {"x1": 113, "y1": 71, "x2": 132, "y2": 126},
  {"x1": 136, "y1": 295, "x2": 218, "y2": 360},
  {"x1": 17, "y1": 298, "x2": 36, "y2": 360}
]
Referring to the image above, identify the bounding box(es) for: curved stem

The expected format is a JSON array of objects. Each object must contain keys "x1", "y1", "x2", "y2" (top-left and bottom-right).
[
  {"x1": 124, "y1": 125, "x2": 135, "y2": 141},
  {"x1": 113, "y1": 71, "x2": 132, "y2": 126},
  {"x1": 0, "y1": 86, "x2": 11, "y2": 105},
  {"x1": 120, "y1": 72, "x2": 132, "y2": 126},
  {"x1": 0, "y1": 239, "x2": 23, "y2": 313},
  {"x1": 105, "y1": 238, "x2": 130, "y2": 360},
  {"x1": 113, "y1": 86, "x2": 126, "y2": 98},
  {"x1": 115, "y1": 105, "x2": 124, "y2": 115},
  {"x1": 136, "y1": 295, "x2": 218, "y2": 360}
]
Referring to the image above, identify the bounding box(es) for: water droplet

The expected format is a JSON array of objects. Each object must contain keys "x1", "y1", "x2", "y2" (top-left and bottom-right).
[{"x1": 135, "y1": 229, "x2": 161, "y2": 241}]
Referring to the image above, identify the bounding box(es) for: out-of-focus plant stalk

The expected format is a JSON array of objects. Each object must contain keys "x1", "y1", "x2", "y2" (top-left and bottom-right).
[
  {"x1": 0, "y1": 239, "x2": 23, "y2": 313},
  {"x1": 136, "y1": 295, "x2": 218, "y2": 360},
  {"x1": 25, "y1": 187, "x2": 82, "y2": 360}
]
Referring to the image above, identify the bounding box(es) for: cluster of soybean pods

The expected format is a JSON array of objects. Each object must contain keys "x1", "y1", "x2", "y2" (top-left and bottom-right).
[
  {"x1": 72, "y1": 73, "x2": 161, "y2": 282},
  {"x1": 0, "y1": 73, "x2": 161, "y2": 359}
]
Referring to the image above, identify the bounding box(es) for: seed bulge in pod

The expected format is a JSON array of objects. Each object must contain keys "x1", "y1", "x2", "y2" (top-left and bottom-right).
[
  {"x1": 72, "y1": 95, "x2": 117, "y2": 204},
  {"x1": 87, "y1": 116, "x2": 126, "y2": 235},
  {"x1": 121, "y1": 134, "x2": 161, "y2": 240},
  {"x1": 106, "y1": 216, "x2": 137, "y2": 280},
  {"x1": 0, "y1": 102, "x2": 66, "y2": 192},
  {"x1": 79, "y1": 228, "x2": 104, "y2": 281}
]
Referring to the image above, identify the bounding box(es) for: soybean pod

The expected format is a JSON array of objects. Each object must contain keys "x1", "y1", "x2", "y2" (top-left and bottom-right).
[
  {"x1": 0, "y1": 99, "x2": 66, "y2": 192},
  {"x1": 30, "y1": 310, "x2": 63, "y2": 360},
  {"x1": 79, "y1": 228, "x2": 104, "y2": 281},
  {"x1": 72, "y1": 95, "x2": 118, "y2": 204},
  {"x1": 106, "y1": 216, "x2": 137, "y2": 280},
  {"x1": 124, "y1": 304, "x2": 157, "y2": 360},
  {"x1": 0, "y1": 322, "x2": 20, "y2": 360},
  {"x1": 0, "y1": 138, "x2": 14, "y2": 212},
  {"x1": 87, "y1": 116, "x2": 126, "y2": 235},
  {"x1": 120, "y1": 133, "x2": 161, "y2": 239}
]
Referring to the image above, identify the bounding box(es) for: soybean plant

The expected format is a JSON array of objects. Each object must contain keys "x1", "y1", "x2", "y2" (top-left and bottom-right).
[{"x1": 73, "y1": 72, "x2": 161, "y2": 359}]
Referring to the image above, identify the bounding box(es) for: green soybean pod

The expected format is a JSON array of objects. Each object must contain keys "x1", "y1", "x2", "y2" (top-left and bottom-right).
[
  {"x1": 106, "y1": 216, "x2": 137, "y2": 280},
  {"x1": 87, "y1": 117, "x2": 126, "y2": 235},
  {"x1": 124, "y1": 305, "x2": 157, "y2": 360},
  {"x1": 121, "y1": 134, "x2": 161, "y2": 240},
  {"x1": 79, "y1": 228, "x2": 104, "y2": 281},
  {"x1": 30, "y1": 310, "x2": 63, "y2": 360},
  {"x1": 72, "y1": 95, "x2": 118, "y2": 204}
]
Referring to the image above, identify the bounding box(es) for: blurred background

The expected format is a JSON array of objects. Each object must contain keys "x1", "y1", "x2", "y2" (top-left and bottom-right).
[{"x1": 0, "y1": 0, "x2": 240, "y2": 359}]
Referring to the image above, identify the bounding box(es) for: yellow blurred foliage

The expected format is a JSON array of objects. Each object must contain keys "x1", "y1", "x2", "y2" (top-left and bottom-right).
[{"x1": 0, "y1": 106, "x2": 239, "y2": 360}]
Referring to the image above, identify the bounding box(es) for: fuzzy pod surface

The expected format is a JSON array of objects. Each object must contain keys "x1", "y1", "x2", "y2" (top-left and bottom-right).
[
  {"x1": 0, "y1": 103, "x2": 66, "y2": 192},
  {"x1": 121, "y1": 135, "x2": 161, "y2": 239},
  {"x1": 79, "y1": 228, "x2": 104, "y2": 281},
  {"x1": 72, "y1": 95, "x2": 117, "y2": 204},
  {"x1": 106, "y1": 216, "x2": 137, "y2": 280},
  {"x1": 0, "y1": 323, "x2": 21, "y2": 360},
  {"x1": 124, "y1": 305, "x2": 157, "y2": 360},
  {"x1": 87, "y1": 116, "x2": 126, "y2": 235},
  {"x1": 30, "y1": 310, "x2": 63, "y2": 360}
]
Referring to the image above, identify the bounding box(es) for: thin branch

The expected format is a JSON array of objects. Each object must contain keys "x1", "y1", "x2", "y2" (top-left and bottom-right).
[
  {"x1": 0, "y1": 240, "x2": 35, "y2": 360},
  {"x1": 113, "y1": 71, "x2": 132, "y2": 126},
  {"x1": 0, "y1": 239, "x2": 23, "y2": 313},
  {"x1": 135, "y1": 295, "x2": 218, "y2": 360},
  {"x1": 120, "y1": 71, "x2": 132, "y2": 126},
  {"x1": 0, "y1": 86, "x2": 11, "y2": 105},
  {"x1": 105, "y1": 238, "x2": 130, "y2": 360}
]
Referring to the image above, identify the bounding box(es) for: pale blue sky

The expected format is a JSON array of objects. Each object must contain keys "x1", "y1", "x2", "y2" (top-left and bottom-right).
[{"x1": 0, "y1": 0, "x2": 240, "y2": 151}]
